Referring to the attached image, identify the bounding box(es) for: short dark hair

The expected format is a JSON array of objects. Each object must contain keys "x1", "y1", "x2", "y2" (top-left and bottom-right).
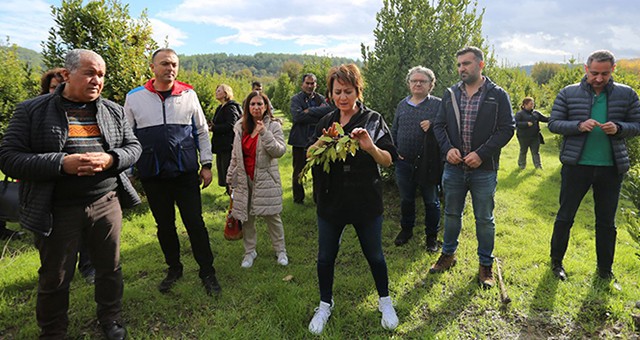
[
  {"x1": 586, "y1": 50, "x2": 615, "y2": 67},
  {"x1": 326, "y1": 64, "x2": 364, "y2": 102},
  {"x1": 152, "y1": 48, "x2": 177, "y2": 62},
  {"x1": 301, "y1": 73, "x2": 317, "y2": 84},
  {"x1": 251, "y1": 81, "x2": 262, "y2": 89},
  {"x1": 456, "y1": 46, "x2": 484, "y2": 61}
]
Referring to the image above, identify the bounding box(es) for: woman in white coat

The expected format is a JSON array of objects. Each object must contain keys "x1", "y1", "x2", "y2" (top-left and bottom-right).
[{"x1": 226, "y1": 91, "x2": 288, "y2": 268}]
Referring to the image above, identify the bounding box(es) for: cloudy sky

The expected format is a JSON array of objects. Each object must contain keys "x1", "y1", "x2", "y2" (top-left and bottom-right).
[{"x1": 1, "y1": 0, "x2": 638, "y2": 66}]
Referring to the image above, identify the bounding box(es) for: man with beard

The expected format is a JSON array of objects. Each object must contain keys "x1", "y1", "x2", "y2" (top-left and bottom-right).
[{"x1": 431, "y1": 46, "x2": 515, "y2": 288}]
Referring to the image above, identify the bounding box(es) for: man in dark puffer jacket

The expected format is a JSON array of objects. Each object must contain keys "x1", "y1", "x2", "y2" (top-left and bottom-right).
[
  {"x1": 548, "y1": 50, "x2": 640, "y2": 281},
  {"x1": 0, "y1": 49, "x2": 140, "y2": 339}
]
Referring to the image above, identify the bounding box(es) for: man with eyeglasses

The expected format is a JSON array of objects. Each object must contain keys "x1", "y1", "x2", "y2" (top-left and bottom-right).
[
  {"x1": 391, "y1": 66, "x2": 442, "y2": 251},
  {"x1": 124, "y1": 48, "x2": 221, "y2": 296},
  {"x1": 289, "y1": 73, "x2": 332, "y2": 204}
]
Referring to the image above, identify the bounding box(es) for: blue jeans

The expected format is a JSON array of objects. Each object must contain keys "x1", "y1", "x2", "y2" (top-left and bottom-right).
[
  {"x1": 550, "y1": 165, "x2": 622, "y2": 272},
  {"x1": 395, "y1": 159, "x2": 440, "y2": 235},
  {"x1": 316, "y1": 215, "x2": 389, "y2": 303},
  {"x1": 441, "y1": 164, "x2": 497, "y2": 266}
]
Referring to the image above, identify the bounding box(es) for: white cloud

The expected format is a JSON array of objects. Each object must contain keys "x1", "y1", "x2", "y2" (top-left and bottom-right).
[
  {"x1": 149, "y1": 18, "x2": 188, "y2": 47},
  {"x1": 0, "y1": 0, "x2": 52, "y2": 51},
  {"x1": 157, "y1": 0, "x2": 380, "y2": 55}
]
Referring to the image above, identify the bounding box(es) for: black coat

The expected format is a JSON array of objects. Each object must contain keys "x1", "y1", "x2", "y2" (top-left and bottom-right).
[
  {"x1": 0, "y1": 84, "x2": 141, "y2": 236},
  {"x1": 211, "y1": 100, "x2": 241, "y2": 153},
  {"x1": 433, "y1": 77, "x2": 515, "y2": 171},
  {"x1": 549, "y1": 76, "x2": 640, "y2": 173},
  {"x1": 515, "y1": 109, "x2": 548, "y2": 138}
]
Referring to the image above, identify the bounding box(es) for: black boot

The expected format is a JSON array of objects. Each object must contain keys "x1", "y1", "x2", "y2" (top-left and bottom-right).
[
  {"x1": 394, "y1": 228, "x2": 413, "y2": 246},
  {"x1": 425, "y1": 234, "x2": 439, "y2": 253},
  {"x1": 551, "y1": 260, "x2": 567, "y2": 281}
]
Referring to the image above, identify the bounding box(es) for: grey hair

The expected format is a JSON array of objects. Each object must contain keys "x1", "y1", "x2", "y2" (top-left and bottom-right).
[
  {"x1": 406, "y1": 66, "x2": 436, "y2": 87},
  {"x1": 586, "y1": 50, "x2": 615, "y2": 66},
  {"x1": 64, "y1": 49, "x2": 104, "y2": 72}
]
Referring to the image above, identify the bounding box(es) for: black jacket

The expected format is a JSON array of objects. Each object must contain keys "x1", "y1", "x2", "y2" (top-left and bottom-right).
[
  {"x1": 548, "y1": 76, "x2": 640, "y2": 173},
  {"x1": 515, "y1": 109, "x2": 548, "y2": 138},
  {"x1": 433, "y1": 77, "x2": 515, "y2": 171},
  {"x1": 211, "y1": 100, "x2": 241, "y2": 153},
  {"x1": 288, "y1": 91, "x2": 333, "y2": 147},
  {"x1": 0, "y1": 85, "x2": 141, "y2": 236},
  {"x1": 312, "y1": 104, "x2": 398, "y2": 224}
]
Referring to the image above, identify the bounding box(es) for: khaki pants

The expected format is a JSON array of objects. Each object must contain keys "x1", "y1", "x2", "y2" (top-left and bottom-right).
[{"x1": 242, "y1": 177, "x2": 286, "y2": 255}]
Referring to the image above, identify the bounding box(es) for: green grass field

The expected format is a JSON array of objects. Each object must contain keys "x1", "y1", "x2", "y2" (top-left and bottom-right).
[{"x1": 1, "y1": 114, "x2": 639, "y2": 339}]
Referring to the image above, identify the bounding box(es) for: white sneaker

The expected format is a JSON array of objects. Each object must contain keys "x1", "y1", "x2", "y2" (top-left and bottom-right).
[
  {"x1": 308, "y1": 300, "x2": 333, "y2": 335},
  {"x1": 241, "y1": 251, "x2": 257, "y2": 268},
  {"x1": 277, "y1": 252, "x2": 288, "y2": 266},
  {"x1": 378, "y1": 296, "x2": 399, "y2": 330}
]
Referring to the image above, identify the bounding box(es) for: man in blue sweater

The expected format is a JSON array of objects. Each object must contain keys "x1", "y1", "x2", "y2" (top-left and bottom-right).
[{"x1": 391, "y1": 66, "x2": 442, "y2": 251}]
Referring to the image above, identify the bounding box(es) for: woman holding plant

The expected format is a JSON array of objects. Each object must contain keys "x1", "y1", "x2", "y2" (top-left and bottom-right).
[
  {"x1": 307, "y1": 64, "x2": 399, "y2": 335},
  {"x1": 226, "y1": 91, "x2": 288, "y2": 268}
]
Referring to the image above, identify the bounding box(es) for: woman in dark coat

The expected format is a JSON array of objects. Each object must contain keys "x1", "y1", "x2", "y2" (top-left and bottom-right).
[
  {"x1": 211, "y1": 84, "x2": 242, "y2": 193},
  {"x1": 515, "y1": 97, "x2": 549, "y2": 169}
]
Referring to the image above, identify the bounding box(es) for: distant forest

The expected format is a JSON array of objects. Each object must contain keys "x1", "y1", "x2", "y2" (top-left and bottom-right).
[
  {"x1": 178, "y1": 53, "x2": 359, "y2": 77},
  {"x1": 3, "y1": 46, "x2": 359, "y2": 78}
]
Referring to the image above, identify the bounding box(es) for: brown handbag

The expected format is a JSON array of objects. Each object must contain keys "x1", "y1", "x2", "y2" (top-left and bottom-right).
[{"x1": 224, "y1": 193, "x2": 242, "y2": 241}]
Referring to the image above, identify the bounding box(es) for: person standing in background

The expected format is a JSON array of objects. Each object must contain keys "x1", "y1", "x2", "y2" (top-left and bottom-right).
[
  {"x1": 515, "y1": 97, "x2": 548, "y2": 169},
  {"x1": 289, "y1": 73, "x2": 332, "y2": 204},
  {"x1": 211, "y1": 84, "x2": 242, "y2": 195}
]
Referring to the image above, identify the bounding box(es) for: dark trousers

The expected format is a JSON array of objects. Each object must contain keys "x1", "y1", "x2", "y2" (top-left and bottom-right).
[
  {"x1": 35, "y1": 191, "x2": 123, "y2": 339},
  {"x1": 292, "y1": 146, "x2": 307, "y2": 203},
  {"x1": 517, "y1": 135, "x2": 542, "y2": 168},
  {"x1": 395, "y1": 158, "x2": 441, "y2": 235},
  {"x1": 77, "y1": 241, "x2": 94, "y2": 276},
  {"x1": 550, "y1": 165, "x2": 623, "y2": 272},
  {"x1": 141, "y1": 172, "x2": 215, "y2": 279},
  {"x1": 215, "y1": 151, "x2": 232, "y2": 188},
  {"x1": 316, "y1": 215, "x2": 389, "y2": 303}
]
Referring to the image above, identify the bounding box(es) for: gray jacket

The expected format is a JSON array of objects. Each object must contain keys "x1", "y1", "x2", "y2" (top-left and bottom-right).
[
  {"x1": 226, "y1": 115, "x2": 286, "y2": 222},
  {"x1": 548, "y1": 76, "x2": 640, "y2": 174},
  {"x1": 0, "y1": 85, "x2": 142, "y2": 236}
]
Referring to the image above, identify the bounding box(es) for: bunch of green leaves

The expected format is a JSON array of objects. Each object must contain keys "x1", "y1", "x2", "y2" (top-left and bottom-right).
[{"x1": 298, "y1": 123, "x2": 359, "y2": 183}]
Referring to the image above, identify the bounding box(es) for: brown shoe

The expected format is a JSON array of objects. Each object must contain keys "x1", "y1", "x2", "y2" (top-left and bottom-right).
[
  {"x1": 479, "y1": 264, "x2": 495, "y2": 288},
  {"x1": 429, "y1": 253, "x2": 456, "y2": 273}
]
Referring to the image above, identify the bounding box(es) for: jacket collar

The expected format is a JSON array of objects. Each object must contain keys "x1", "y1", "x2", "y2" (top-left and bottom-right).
[
  {"x1": 144, "y1": 78, "x2": 193, "y2": 97},
  {"x1": 580, "y1": 75, "x2": 614, "y2": 95}
]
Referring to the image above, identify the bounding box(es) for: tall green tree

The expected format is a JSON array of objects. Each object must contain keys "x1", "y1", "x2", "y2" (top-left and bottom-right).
[
  {"x1": 271, "y1": 73, "x2": 296, "y2": 116},
  {"x1": 362, "y1": 0, "x2": 487, "y2": 121},
  {"x1": 0, "y1": 40, "x2": 40, "y2": 139},
  {"x1": 301, "y1": 57, "x2": 333, "y2": 99},
  {"x1": 42, "y1": 0, "x2": 157, "y2": 104},
  {"x1": 530, "y1": 62, "x2": 563, "y2": 85}
]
